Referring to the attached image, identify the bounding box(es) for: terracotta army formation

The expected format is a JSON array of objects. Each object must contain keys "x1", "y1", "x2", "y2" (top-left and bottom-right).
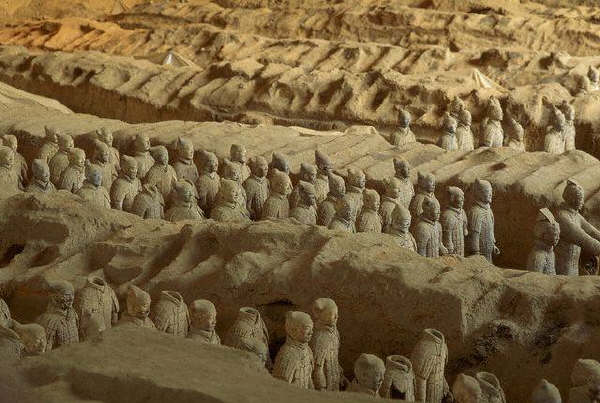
[
  {"x1": 381, "y1": 355, "x2": 415, "y2": 400},
  {"x1": 58, "y1": 147, "x2": 86, "y2": 193},
  {"x1": 132, "y1": 134, "x2": 154, "y2": 179},
  {"x1": 456, "y1": 108, "x2": 475, "y2": 152},
  {"x1": 290, "y1": 181, "x2": 317, "y2": 225},
  {"x1": 273, "y1": 311, "x2": 314, "y2": 389},
  {"x1": 151, "y1": 290, "x2": 190, "y2": 337},
  {"x1": 188, "y1": 299, "x2": 220, "y2": 345},
  {"x1": 210, "y1": 179, "x2": 251, "y2": 223},
  {"x1": 165, "y1": 180, "x2": 204, "y2": 221},
  {"x1": 317, "y1": 173, "x2": 345, "y2": 228},
  {"x1": 467, "y1": 179, "x2": 499, "y2": 263},
  {"x1": 131, "y1": 183, "x2": 164, "y2": 219},
  {"x1": 119, "y1": 285, "x2": 155, "y2": 329},
  {"x1": 36, "y1": 280, "x2": 79, "y2": 351},
  {"x1": 357, "y1": 189, "x2": 382, "y2": 233},
  {"x1": 441, "y1": 186, "x2": 468, "y2": 256},
  {"x1": 173, "y1": 138, "x2": 198, "y2": 185},
  {"x1": 481, "y1": 96, "x2": 504, "y2": 148},
  {"x1": 196, "y1": 150, "x2": 220, "y2": 215},
  {"x1": 345, "y1": 168, "x2": 366, "y2": 217},
  {"x1": 49, "y1": 133, "x2": 74, "y2": 185},
  {"x1": 110, "y1": 155, "x2": 142, "y2": 211},
  {"x1": 75, "y1": 275, "x2": 119, "y2": 340},
  {"x1": 544, "y1": 105, "x2": 567, "y2": 154},
  {"x1": 243, "y1": 156, "x2": 269, "y2": 220},
  {"x1": 262, "y1": 169, "x2": 292, "y2": 220},
  {"x1": 437, "y1": 114, "x2": 458, "y2": 151},
  {"x1": 230, "y1": 144, "x2": 251, "y2": 183},
  {"x1": 3, "y1": 134, "x2": 28, "y2": 188},
  {"x1": 89, "y1": 140, "x2": 117, "y2": 190},
  {"x1": 415, "y1": 197, "x2": 447, "y2": 258},
  {"x1": 289, "y1": 163, "x2": 317, "y2": 209},
  {"x1": 26, "y1": 159, "x2": 55, "y2": 193},
  {"x1": 76, "y1": 165, "x2": 111, "y2": 209},
  {"x1": 0, "y1": 146, "x2": 20, "y2": 196},
  {"x1": 38, "y1": 126, "x2": 60, "y2": 162},
  {"x1": 347, "y1": 353, "x2": 386, "y2": 396},
  {"x1": 393, "y1": 158, "x2": 414, "y2": 209},
  {"x1": 390, "y1": 107, "x2": 416, "y2": 147},
  {"x1": 411, "y1": 328, "x2": 450, "y2": 403},
  {"x1": 314, "y1": 150, "x2": 332, "y2": 205},
  {"x1": 96, "y1": 127, "x2": 120, "y2": 173},
  {"x1": 410, "y1": 172, "x2": 438, "y2": 223},
  {"x1": 329, "y1": 197, "x2": 356, "y2": 233},
  {"x1": 144, "y1": 145, "x2": 177, "y2": 200},
  {"x1": 527, "y1": 208, "x2": 560, "y2": 274},
  {"x1": 225, "y1": 307, "x2": 271, "y2": 368}
]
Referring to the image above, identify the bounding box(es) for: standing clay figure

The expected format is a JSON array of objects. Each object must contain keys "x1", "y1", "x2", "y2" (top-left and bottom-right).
[
  {"x1": 221, "y1": 158, "x2": 248, "y2": 210},
  {"x1": 290, "y1": 163, "x2": 317, "y2": 209},
  {"x1": 389, "y1": 205, "x2": 417, "y2": 251},
  {"x1": 531, "y1": 379, "x2": 562, "y2": 403},
  {"x1": 527, "y1": 208, "x2": 560, "y2": 275},
  {"x1": 75, "y1": 275, "x2": 119, "y2": 341},
  {"x1": 131, "y1": 183, "x2": 164, "y2": 219},
  {"x1": 0, "y1": 146, "x2": 20, "y2": 197},
  {"x1": 329, "y1": 197, "x2": 357, "y2": 233},
  {"x1": 393, "y1": 158, "x2": 414, "y2": 209},
  {"x1": 262, "y1": 169, "x2": 293, "y2": 220},
  {"x1": 314, "y1": 150, "x2": 332, "y2": 205},
  {"x1": 269, "y1": 152, "x2": 291, "y2": 177},
  {"x1": 0, "y1": 325, "x2": 23, "y2": 361},
  {"x1": 119, "y1": 285, "x2": 155, "y2": 329},
  {"x1": 505, "y1": 113, "x2": 526, "y2": 152},
  {"x1": 12, "y1": 322, "x2": 47, "y2": 356},
  {"x1": 151, "y1": 290, "x2": 190, "y2": 337},
  {"x1": 481, "y1": 97, "x2": 504, "y2": 148},
  {"x1": 411, "y1": 328, "x2": 449, "y2": 403},
  {"x1": 76, "y1": 165, "x2": 111, "y2": 209},
  {"x1": 381, "y1": 355, "x2": 416, "y2": 400},
  {"x1": 589, "y1": 66, "x2": 600, "y2": 92},
  {"x1": 441, "y1": 186, "x2": 468, "y2": 256},
  {"x1": 467, "y1": 179, "x2": 499, "y2": 262},
  {"x1": 58, "y1": 148, "x2": 86, "y2": 193},
  {"x1": 225, "y1": 307, "x2": 271, "y2": 368},
  {"x1": 230, "y1": 144, "x2": 251, "y2": 183},
  {"x1": 36, "y1": 280, "x2": 79, "y2": 351},
  {"x1": 390, "y1": 108, "x2": 417, "y2": 147},
  {"x1": 569, "y1": 359, "x2": 600, "y2": 403},
  {"x1": 317, "y1": 173, "x2": 345, "y2": 228},
  {"x1": 544, "y1": 106, "x2": 566, "y2": 154},
  {"x1": 96, "y1": 127, "x2": 120, "y2": 173},
  {"x1": 38, "y1": 126, "x2": 60, "y2": 162},
  {"x1": 348, "y1": 353, "x2": 386, "y2": 396},
  {"x1": 3, "y1": 135, "x2": 27, "y2": 189},
  {"x1": 380, "y1": 178, "x2": 401, "y2": 234},
  {"x1": 310, "y1": 298, "x2": 345, "y2": 392},
  {"x1": 273, "y1": 311, "x2": 314, "y2": 389},
  {"x1": 131, "y1": 134, "x2": 154, "y2": 180},
  {"x1": 196, "y1": 150, "x2": 220, "y2": 215},
  {"x1": 555, "y1": 180, "x2": 600, "y2": 276},
  {"x1": 144, "y1": 145, "x2": 177, "y2": 200},
  {"x1": 188, "y1": 299, "x2": 220, "y2": 345},
  {"x1": 210, "y1": 179, "x2": 250, "y2": 223},
  {"x1": 26, "y1": 159, "x2": 55, "y2": 194},
  {"x1": 165, "y1": 180, "x2": 204, "y2": 221},
  {"x1": 559, "y1": 100, "x2": 576, "y2": 152},
  {"x1": 110, "y1": 155, "x2": 142, "y2": 212},
  {"x1": 437, "y1": 114, "x2": 458, "y2": 151},
  {"x1": 357, "y1": 189, "x2": 382, "y2": 233},
  {"x1": 89, "y1": 140, "x2": 117, "y2": 190},
  {"x1": 290, "y1": 181, "x2": 317, "y2": 225},
  {"x1": 243, "y1": 156, "x2": 270, "y2": 220},
  {"x1": 456, "y1": 109, "x2": 475, "y2": 152},
  {"x1": 172, "y1": 138, "x2": 198, "y2": 185},
  {"x1": 415, "y1": 197, "x2": 447, "y2": 258},
  {"x1": 409, "y1": 172, "x2": 438, "y2": 222},
  {"x1": 345, "y1": 168, "x2": 365, "y2": 215},
  {"x1": 49, "y1": 133, "x2": 74, "y2": 185}
]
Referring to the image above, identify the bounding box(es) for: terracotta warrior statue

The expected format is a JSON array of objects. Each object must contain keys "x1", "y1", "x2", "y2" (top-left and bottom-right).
[
  {"x1": 415, "y1": 197, "x2": 447, "y2": 258},
  {"x1": 411, "y1": 328, "x2": 450, "y2": 403},
  {"x1": 453, "y1": 372, "x2": 506, "y2": 403},
  {"x1": 58, "y1": 147, "x2": 86, "y2": 193},
  {"x1": 89, "y1": 139, "x2": 117, "y2": 190},
  {"x1": 559, "y1": 100, "x2": 576, "y2": 152},
  {"x1": 481, "y1": 97, "x2": 504, "y2": 148},
  {"x1": 49, "y1": 133, "x2": 74, "y2": 185},
  {"x1": 0, "y1": 146, "x2": 20, "y2": 197},
  {"x1": 409, "y1": 172, "x2": 438, "y2": 223},
  {"x1": 273, "y1": 311, "x2": 314, "y2": 389},
  {"x1": 74, "y1": 275, "x2": 119, "y2": 341},
  {"x1": 0, "y1": 325, "x2": 23, "y2": 361},
  {"x1": 317, "y1": 173, "x2": 345, "y2": 228},
  {"x1": 467, "y1": 179, "x2": 499, "y2": 262},
  {"x1": 36, "y1": 280, "x2": 79, "y2": 351},
  {"x1": 569, "y1": 359, "x2": 600, "y2": 403},
  {"x1": 380, "y1": 177, "x2": 401, "y2": 233},
  {"x1": 314, "y1": 150, "x2": 332, "y2": 205},
  {"x1": 210, "y1": 179, "x2": 251, "y2": 223},
  {"x1": 165, "y1": 180, "x2": 204, "y2": 222},
  {"x1": 131, "y1": 133, "x2": 154, "y2": 179},
  {"x1": 110, "y1": 155, "x2": 142, "y2": 212},
  {"x1": 449, "y1": 96, "x2": 466, "y2": 119},
  {"x1": 544, "y1": 105, "x2": 566, "y2": 154},
  {"x1": 131, "y1": 183, "x2": 164, "y2": 219},
  {"x1": 96, "y1": 127, "x2": 120, "y2": 173},
  {"x1": 290, "y1": 181, "x2": 317, "y2": 225},
  {"x1": 230, "y1": 144, "x2": 251, "y2": 183},
  {"x1": 393, "y1": 158, "x2": 414, "y2": 209},
  {"x1": 26, "y1": 159, "x2": 55, "y2": 194},
  {"x1": 243, "y1": 155, "x2": 269, "y2": 220},
  {"x1": 347, "y1": 353, "x2": 386, "y2": 396},
  {"x1": 261, "y1": 169, "x2": 292, "y2": 220},
  {"x1": 12, "y1": 322, "x2": 47, "y2": 356},
  {"x1": 437, "y1": 114, "x2": 458, "y2": 151},
  {"x1": 555, "y1": 179, "x2": 600, "y2": 276},
  {"x1": 456, "y1": 109, "x2": 475, "y2": 152},
  {"x1": 196, "y1": 150, "x2": 219, "y2": 215},
  {"x1": 390, "y1": 204, "x2": 417, "y2": 251},
  {"x1": 269, "y1": 152, "x2": 291, "y2": 178},
  {"x1": 505, "y1": 111, "x2": 525, "y2": 152},
  {"x1": 290, "y1": 163, "x2": 317, "y2": 209},
  {"x1": 345, "y1": 168, "x2": 365, "y2": 215},
  {"x1": 357, "y1": 189, "x2": 382, "y2": 233},
  {"x1": 329, "y1": 196, "x2": 357, "y2": 233},
  {"x1": 76, "y1": 164, "x2": 111, "y2": 209},
  {"x1": 589, "y1": 65, "x2": 600, "y2": 92},
  {"x1": 173, "y1": 138, "x2": 198, "y2": 184},
  {"x1": 3, "y1": 134, "x2": 28, "y2": 189},
  {"x1": 144, "y1": 145, "x2": 177, "y2": 201},
  {"x1": 224, "y1": 307, "x2": 271, "y2": 368},
  {"x1": 38, "y1": 126, "x2": 60, "y2": 162},
  {"x1": 381, "y1": 355, "x2": 416, "y2": 400},
  {"x1": 220, "y1": 158, "x2": 248, "y2": 211},
  {"x1": 441, "y1": 186, "x2": 468, "y2": 256},
  {"x1": 119, "y1": 285, "x2": 155, "y2": 329},
  {"x1": 527, "y1": 208, "x2": 560, "y2": 275},
  {"x1": 151, "y1": 290, "x2": 190, "y2": 337},
  {"x1": 310, "y1": 298, "x2": 346, "y2": 391},
  {"x1": 531, "y1": 379, "x2": 562, "y2": 403},
  {"x1": 188, "y1": 299, "x2": 220, "y2": 345},
  {"x1": 390, "y1": 107, "x2": 417, "y2": 147}
]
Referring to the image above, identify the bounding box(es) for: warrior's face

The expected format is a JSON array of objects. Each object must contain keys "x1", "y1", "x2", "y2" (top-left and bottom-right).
[
  {"x1": 180, "y1": 187, "x2": 194, "y2": 204},
  {"x1": 156, "y1": 150, "x2": 168, "y2": 166},
  {"x1": 319, "y1": 306, "x2": 338, "y2": 326},
  {"x1": 124, "y1": 164, "x2": 138, "y2": 181},
  {"x1": 395, "y1": 162, "x2": 409, "y2": 179},
  {"x1": 135, "y1": 135, "x2": 150, "y2": 152},
  {"x1": 393, "y1": 217, "x2": 411, "y2": 234},
  {"x1": 88, "y1": 170, "x2": 102, "y2": 187},
  {"x1": 132, "y1": 300, "x2": 151, "y2": 320},
  {"x1": 98, "y1": 149, "x2": 110, "y2": 163},
  {"x1": 451, "y1": 192, "x2": 464, "y2": 209},
  {"x1": 318, "y1": 161, "x2": 332, "y2": 176},
  {"x1": 294, "y1": 323, "x2": 313, "y2": 343},
  {"x1": 424, "y1": 177, "x2": 435, "y2": 193},
  {"x1": 543, "y1": 223, "x2": 560, "y2": 247},
  {"x1": 54, "y1": 290, "x2": 74, "y2": 311},
  {"x1": 180, "y1": 142, "x2": 194, "y2": 161},
  {"x1": 254, "y1": 160, "x2": 268, "y2": 178},
  {"x1": 232, "y1": 148, "x2": 247, "y2": 164},
  {"x1": 193, "y1": 310, "x2": 216, "y2": 332},
  {"x1": 34, "y1": 164, "x2": 50, "y2": 184}
]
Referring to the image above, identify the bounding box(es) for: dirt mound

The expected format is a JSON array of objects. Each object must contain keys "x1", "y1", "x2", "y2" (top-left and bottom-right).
[{"x1": 0, "y1": 0, "x2": 148, "y2": 21}]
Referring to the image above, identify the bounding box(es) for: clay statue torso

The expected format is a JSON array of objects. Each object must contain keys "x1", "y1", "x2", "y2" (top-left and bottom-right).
[
  {"x1": 456, "y1": 125, "x2": 474, "y2": 151},
  {"x1": 544, "y1": 128, "x2": 565, "y2": 154},
  {"x1": 555, "y1": 206, "x2": 600, "y2": 276},
  {"x1": 196, "y1": 173, "x2": 220, "y2": 215},
  {"x1": 357, "y1": 209, "x2": 382, "y2": 233},
  {"x1": 134, "y1": 152, "x2": 154, "y2": 179},
  {"x1": 145, "y1": 165, "x2": 178, "y2": 200},
  {"x1": 273, "y1": 339, "x2": 315, "y2": 389},
  {"x1": 317, "y1": 197, "x2": 337, "y2": 227},
  {"x1": 119, "y1": 313, "x2": 156, "y2": 329},
  {"x1": 314, "y1": 175, "x2": 329, "y2": 205},
  {"x1": 482, "y1": 119, "x2": 503, "y2": 148},
  {"x1": 189, "y1": 328, "x2": 221, "y2": 345},
  {"x1": 527, "y1": 241, "x2": 556, "y2": 275},
  {"x1": 380, "y1": 197, "x2": 400, "y2": 234},
  {"x1": 290, "y1": 205, "x2": 317, "y2": 225},
  {"x1": 110, "y1": 177, "x2": 142, "y2": 212},
  {"x1": 390, "y1": 127, "x2": 417, "y2": 147},
  {"x1": 173, "y1": 159, "x2": 199, "y2": 185},
  {"x1": 26, "y1": 180, "x2": 56, "y2": 194},
  {"x1": 75, "y1": 280, "x2": 119, "y2": 339},
  {"x1": 36, "y1": 307, "x2": 79, "y2": 351},
  {"x1": 390, "y1": 230, "x2": 417, "y2": 252},
  {"x1": 49, "y1": 150, "x2": 70, "y2": 185},
  {"x1": 467, "y1": 202, "x2": 496, "y2": 262},
  {"x1": 132, "y1": 191, "x2": 164, "y2": 219},
  {"x1": 262, "y1": 193, "x2": 290, "y2": 220},
  {"x1": 411, "y1": 330, "x2": 448, "y2": 403},
  {"x1": 165, "y1": 203, "x2": 204, "y2": 222},
  {"x1": 415, "y1": 218, "x2": 444, "y2": 258},
  {"x1": 441, "y1": 207, "x2": 468, "y2": 256},
  {"x1": 76, "y1": 183, "x2": 111, "y2": 209},
  {"x1": 394, "y1": 177, "x2": 414, "y2": 209},
  {"x1": 243, "y1": 176, "x2": 269, "y2": 220},
  {"x1": 58, "y1": 166, "x2": 85, "y2": 193},
  {"x1": 438, "y1": 134, "x2": 458, "y2": 151},
  {"x1": 310, "y1": 325, "x2": 342, "y2": 391},
  {"x1": 151, "y1": 292, "x2": 190, "y2": 337}
]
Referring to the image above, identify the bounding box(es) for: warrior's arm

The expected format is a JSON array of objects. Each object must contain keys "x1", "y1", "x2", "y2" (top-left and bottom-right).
[
  {"x1": 563, "y1": 216, "x2": 600, "y2": 255},
  {"x1": 581, "y1": 216, "x2": 600, "y2": 242}
]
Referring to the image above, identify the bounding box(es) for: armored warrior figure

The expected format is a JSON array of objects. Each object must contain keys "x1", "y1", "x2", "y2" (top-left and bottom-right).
[
  {"x1": 411, "y1": 329, "x2": 450, "y2": 403},
  {"x1": 26, "y1": 159, "x2": 55, "y2": 194},
  {"x1": 273, "y1": 311, "x2": 314, "y2": 389},
  {"x1": 243, "y1": 156, "x2": 269, "y2": 220},
  {"x1": 505, "y1": 112, "x2": 526, "y2": 152},
  {"x1": 310, "y1": 298, "x2": 346, "y2": 391},
  {"x1": 393, "y1": 158, "x2": 414, "y2": 209},
  {"x1": 589, "y1": 65, "x2": 600, "y2": 92},
  {"x1": 467, "y1": 179, "x2": 499, "y2": 262},
  {"x1": 348, "y1": 353, "x2": 386, "y2": 396},
  {"x1": 58, "y1": 148, "x2": 86, "y2": 193},
  {"x1": 261, "y1": 169, "x2": 292, "y2": 220},
  {"x1": 531, "y1": 379, "x2": 562, "y2": 403},
  {"x1": 441, "y1": 186, "x2": 468, "y2": 256},
  {"x1": 0, "y1": 146, "x2": 20, "y2": 197},
  {"x1": 314, "y1": 150, "x2": 332, "y2": 205},
  {"x1": 389, "y1": 204, "x2": 417, "y2": 251},
  {"x1": 527, "y1": 208, "x2": 560, "y2": 275},
  {"x1": 75, "y1": 275, "x2": 119, "y2": 341},
  {"x1": 131, "y1": 134, "x2": 154, "y2": 179},
  {"x1": 357, "y1": 189, "x2": 382, "y2": 233},
  {"x1": 544, "y1": 106, "x2": 566, "y2": 154},
  {"x1": 196, "y1": 151, "x2": 219, "y2": 215},
  {"x1": 49, "y1": 133, "x2": 74, "y2": 185},
  {"x1": 12, "y1": 322, "x2": 47, "y2": 356},
  {"x1": 96, "y1": 127, "x2": 120, "y2": 173},
  {"x1": 381, "y1": 355, "x2": 416, "y2": 400},
  {"x1": 409, "y1": 172, "x2": 438, "y2": 223},
  {"x1": 119, "y1": 285, "x2": 155, "y2": 329},
  {"x1": 220, "y1": 158, "x2": 247, "y2": 211},
  {"x1": 290, "y1": 163, "x2": 317, "y2": 209},
  {"x1": 390, "y1": 108, "x2": 417, "y2": 147},
  {"x1": 38, "y1": 126, "x2": 60, "y2": 162},
  {"x1": 0, "y1": 325, "x2": 23, "y2": 361},
  {"x1": 380, "y1": 177, "x2": 401, "y2": 234},
  {"x1": 76, "y1": 165, "x2": 111, "y2": 209},
  {"x1": 449, "y1": 96, "x2": 466, "y2": 119},
  {"x1": 269, "y1": 152, "x2": 291, "y2": 177},
  {"x1": 89, "y1": 140, "x2": 117, "y2": 190},
  {"x1": 165, "y1": 180, "x2": 204, "y2": 222},
  {"x1": 555, "y1": 180, "x2": 600, "y2": 276},
  {"x1": 560, "y1": 100, "x2": 576, "y2": 151},
  {"x1": 131, "y1": 183, "x2": 164, "y2": 219},
  {"x1": 3, "y1": 135, "x2": 28, "y2": 189},
  {"x1": 224, "y1": 307, "x2": 271, "y2": 368},
  {"x1": 329, "y1": 197, "x2": 357, "y2": 233},
  {"x1": 481, "y1": 97, "x2": 504, "y2": 148},
  {"x1": 151, "y1": 290, "x2": 190, "y2": 337},
  {"x1": 230, "y1": 144, "x2": 251, "y2": 183},
  {"x1": 36, "y1": 280, "x2": 79, "y2": 351},
  {"x1": 188, "y1": 299, "x2": 220, "y2": 345},
  {"x1": 438, "y1": 114, "x2": 458, "y2": 151},
  {"x1": 210, "y1": 179, "x2": 251, "y2": 223},
  {"x1": 172, "y1": 138, "x2": 198, "y2": 185},
  {"x1": 569, "y1": 359, "x2": 600, "y2": 403},
  {"x1": 345, "y1": 168, "x2": 365, "y2": 215},
  {"x1": 452, "y1": 373, "x2": 481, "y2": 403},
  {"x1": 144, "y1": 145, "x2": 177, "y2": 200},
  {"x1": 317, "y1": 173, "x2": 345, "y2": 228},
  {"x1": 415, "y1": 197, "x2": 447, "y2": 258},
  {"x1": 110, "y1": 155, "x2": 142, "y2": 212},
  {"x1": 456, "y1": 109, "x2": 475, "y2": 152},
  {"x1": 290, "y1": 181, "x2": 317, "y2": 225}
]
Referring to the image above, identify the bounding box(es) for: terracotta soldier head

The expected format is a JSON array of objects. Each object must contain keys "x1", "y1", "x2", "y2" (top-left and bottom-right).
[
  {"x1": 270, "y1": 152, "x2": 290, "y2": 175},
  {"x1": 44, "y1": 126, "x2": 59, "y2": 145},
  {"x1": 531, "y1": 379, "x2": 561, "y2": 403},
  {"x1": 134, "y1": 134, "x2": 151, "y2": 153},
  {"x1": 422, "y1": 197, "x2": 440, "y2": 222},
  {"x1": 96, "y1": 127, "x2": 113, "y2": 147},
  {"x1": 560, "y1": 100, "x2": 575, "y2": 123},
  {"x1": 315, "y1": 150, "x2": 332, "y2": 176},
  {"x1": 563, "y1": 179, "x2": 584, "y2": 211},
  {"x1": 347, "y1": 168, "x2": 365, "y2": 190},
  {"x1": 417, "y1": 172, "x2": 435, "y2": 193},
  {"x1": 297, "y1": 181, "x2": 317, "y2": 207},
  {"x1": 535, "y1": 208, "x2": 560, "y2": 247},
  {"x1": 391, "y1": 204, "x2": 411, "y2": 234},
  {"x1": 94, "y1": 140, "x2": 110, "y2": 163},
  {"x1": 393, "y1": 158, "x2": 410, "y2": 180},
  {"x1": 58, "y1": 133, "x2": 74, "y2": 152},
  {"x1": 121, "y1": 156, "x2": 138, "y2": 181},
  {"x1": 69, "y1": 148, "x2": 86, "y2": 170},
  {"x1": 458, "y1": 108, "x2": 472, "y2": 128},
  {"x1": 218, "y1": 179, "x2": 241, "y2": 205},
  {"x1": 190, "y1": 299, "x2": 217, "y2": 333},
  {"x1": 271, "y1": 169, "x2": 292, "y2": 196},
  {"x1": 363, "y1": 189, "x2": 380, "y2": 211},
  {"x1": 550, "y1": 106, "x2": 566, "y2": 131},
  {"x1": 354, "y1": 353, "x2": 386, "y2": 394},
  {"x1": 285, "y1": 311, "x2": 313, "y2": 343},
  {"x1": 85, "y1": 164, "x2": 103, "y2": 187},
  {"x1": 202, "y1": 151, "x2": 219, "y2": 174},
  {"x1": 250, "y1": 156, "x2": 268, "y2": 178},
  {"x1": 177, "y1": 138, "x2": 194, "y2": 162},
  {"x1": 487, "y1": 97, "x2": 503, "y2": 121},
  {"x1": 397, "y1": 108, "x2": 411, "y2": 128},
  {"x1": 230, "y1": 144, "x2": 247, "y2": 164},
  {"x1": 448, "y1": 186, "x2": 464, "y2": 209},
  {"x1": 474, "y1": 179, "x2": 493, "y2": 204},
  {"x1": 174, "y1": 180, "x2": 195, "y2": 205},
  {"x1": 152, "y1": 145, "x2": 169, "y2": 166},
  {"x1": 312, "y1": 298, "x2": 338, "y2": 327},
  {"x1": 442, "y1": 114, "x2": 457, "y2": 136},
  {"x1": 13, "y1": 322, "x2": 47, "y2": 355},
  {"x1": 0, "y1": 146, "x2": 14, "y2": 169},
  {"x1": 384, "y1": 177, "x2": 400, "y2": 199},
  {"x1": 49, "y1": 280, "x2": 74, "y2": 312},
  {"x1": 328, "y1": 173, "x2": 346, "y2": 198},
  {"x1": 126, "y1": 285, "x2": 151, "y2": 320},
  {"x1": 32, "y1": 159, "x2": 50, "y2": 185},
  {"x1": 299, "y1": 163, "x2": 317, "y2": 184},
  {"x1": 588, "y1": 65, "x2": 599, "y2": 86},
  {"x1": 222, "y1": 158, "x2": 242, "y2": 183}
]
